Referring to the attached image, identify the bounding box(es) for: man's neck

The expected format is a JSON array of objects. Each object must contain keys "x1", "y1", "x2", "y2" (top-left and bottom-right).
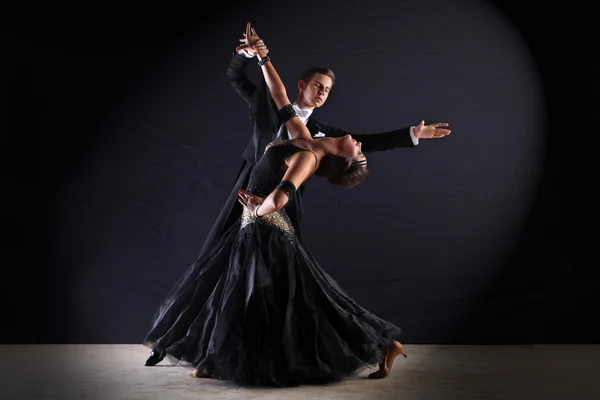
[{"x1": 294, "y1": 98, "x2": 315, "y2": 111}]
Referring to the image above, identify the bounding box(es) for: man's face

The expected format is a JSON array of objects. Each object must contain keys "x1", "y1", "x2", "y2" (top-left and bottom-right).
[{"x1": 297, "y1": 73, "x2": 333, "y2": 109}]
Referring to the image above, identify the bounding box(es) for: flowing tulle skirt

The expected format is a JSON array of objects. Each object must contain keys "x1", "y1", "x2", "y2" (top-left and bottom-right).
[{"x1": 143, "y1": 214, "x2": 403, "y2": 387}]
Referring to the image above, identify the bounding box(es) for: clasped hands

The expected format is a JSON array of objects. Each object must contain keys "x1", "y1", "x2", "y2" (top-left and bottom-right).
[{"x1": 236, "y1": 22, "x2": 268, "y2": 58}]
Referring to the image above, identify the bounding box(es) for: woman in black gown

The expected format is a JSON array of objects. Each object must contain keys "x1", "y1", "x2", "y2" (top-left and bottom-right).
[{"x1": 143, "y1": 23, "x2": 407, "y2": 387}]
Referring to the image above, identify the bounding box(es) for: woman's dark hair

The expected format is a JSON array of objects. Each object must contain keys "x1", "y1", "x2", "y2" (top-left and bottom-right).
[{"x1": 315, "y1": 155, "x2": 369, "y2": 188}]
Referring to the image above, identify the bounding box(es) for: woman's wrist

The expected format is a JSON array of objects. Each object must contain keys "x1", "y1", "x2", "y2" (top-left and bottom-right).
[
  {"x1": 255, "y1": 204, "x2": 263, "y2": 218},
  {"x1": 257, "y1": 56, "x2": 270, "y2": 67},
  {"x1": 255, "y1": 39, "x2": 269, "y2": 61}
]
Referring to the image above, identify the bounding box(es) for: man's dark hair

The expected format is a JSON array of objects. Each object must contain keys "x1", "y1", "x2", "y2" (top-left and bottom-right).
[{"x1": 298, "y1": 66, "x2": 335, "y2": 87}]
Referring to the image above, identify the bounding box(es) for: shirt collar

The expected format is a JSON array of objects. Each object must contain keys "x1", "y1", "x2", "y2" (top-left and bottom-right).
[{"x1": 292, "y1": 103, "x2": 313, "y2": 121}]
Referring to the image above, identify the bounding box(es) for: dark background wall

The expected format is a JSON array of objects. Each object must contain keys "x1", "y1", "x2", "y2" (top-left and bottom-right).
[{"x1": 3, "y1": 0, "x2": 595, "y2": 344}]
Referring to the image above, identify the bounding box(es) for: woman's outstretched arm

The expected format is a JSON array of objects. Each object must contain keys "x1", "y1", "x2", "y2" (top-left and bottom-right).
[
  {"x1": 259, "y1": 54, "x2": 312, "y2": 141},
  {"x1": 241, "y1": 23, "x2": 312, "y2": 141}
]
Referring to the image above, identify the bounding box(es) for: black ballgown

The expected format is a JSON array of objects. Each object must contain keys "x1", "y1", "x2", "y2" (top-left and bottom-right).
[{"x1": 143, "y1": 139, "x2": 403, "y2": 387}]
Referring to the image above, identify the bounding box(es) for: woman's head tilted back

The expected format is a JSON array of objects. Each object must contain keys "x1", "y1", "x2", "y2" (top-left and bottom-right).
[
  {"x1": 315, "y1": 135, "x2": 369, "y2": 188},
  {"x1": 316, "y1": 156, "x2": 369, "y2": 188}
]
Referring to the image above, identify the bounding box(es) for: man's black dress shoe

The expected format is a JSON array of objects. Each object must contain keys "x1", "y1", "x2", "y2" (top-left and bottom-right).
[{"x1": 144, "y1": 349, "x2": 165, "y2": 366}]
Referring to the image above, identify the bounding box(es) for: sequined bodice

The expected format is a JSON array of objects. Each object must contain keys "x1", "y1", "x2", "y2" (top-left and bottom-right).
[
  {"x1": 241, "y1": 140, "x2": 310, "y2": 243},
  {"x1": 246, "y1": 140, "x2": 308, "y2": 198}
]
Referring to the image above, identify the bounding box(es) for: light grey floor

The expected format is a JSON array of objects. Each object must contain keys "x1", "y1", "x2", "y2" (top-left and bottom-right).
[{"x1": 1, "y1": 344, "x2": 597, "y2": 399}]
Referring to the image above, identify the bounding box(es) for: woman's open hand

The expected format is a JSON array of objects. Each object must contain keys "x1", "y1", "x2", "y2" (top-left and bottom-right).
[{"x1": 237, "y1": 189, "x2": 265, "y2": 217}]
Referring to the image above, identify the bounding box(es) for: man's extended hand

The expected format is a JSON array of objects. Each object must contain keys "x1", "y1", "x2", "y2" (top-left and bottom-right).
[{"x1": 414, "y1": 120, "x2": 451, "y2": 139}]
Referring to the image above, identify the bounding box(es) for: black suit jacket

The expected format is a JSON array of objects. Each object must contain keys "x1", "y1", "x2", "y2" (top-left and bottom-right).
[{"x1": 226, "y1": 53, "x2": 416, "y2": 167}]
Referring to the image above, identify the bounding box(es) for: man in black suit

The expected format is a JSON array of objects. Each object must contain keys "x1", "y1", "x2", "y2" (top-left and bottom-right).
[
  {"x1": 202, "y1": 28, "x2": 450, "y2": 247},
  {"x1": 144, "y1": 24, "x2": 450, "y2": 367}
]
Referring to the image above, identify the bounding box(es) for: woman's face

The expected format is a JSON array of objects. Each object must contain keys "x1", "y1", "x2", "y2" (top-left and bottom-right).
[{"x1": 341, "y1": 135, "x2": 367, "y2": 165}]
